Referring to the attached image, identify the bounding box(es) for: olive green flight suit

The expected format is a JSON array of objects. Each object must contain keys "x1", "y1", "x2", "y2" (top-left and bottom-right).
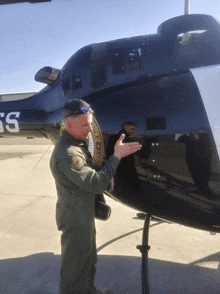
[{"x1": 50, "y1": 129, "x2": 120, "y2": 294}]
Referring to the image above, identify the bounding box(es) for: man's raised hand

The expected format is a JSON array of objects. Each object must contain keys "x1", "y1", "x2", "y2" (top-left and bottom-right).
[{"x1": 114, "y1": 134, "x2": 142, "y2": 160}]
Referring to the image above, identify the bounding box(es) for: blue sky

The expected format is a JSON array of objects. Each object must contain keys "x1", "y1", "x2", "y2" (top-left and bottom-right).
[{"x1": 0, "y1": 0, "x2": 220, "y2": 94}]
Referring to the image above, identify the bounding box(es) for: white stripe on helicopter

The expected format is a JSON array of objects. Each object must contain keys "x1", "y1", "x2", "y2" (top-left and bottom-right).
[{"x1": 190, "y1": 64, "x2": 220, "y2": 159}]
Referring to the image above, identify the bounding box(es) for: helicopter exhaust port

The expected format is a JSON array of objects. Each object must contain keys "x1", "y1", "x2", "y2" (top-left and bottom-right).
[{"x1": 35, "y1": 66, "x2": 60, "y2": 85}]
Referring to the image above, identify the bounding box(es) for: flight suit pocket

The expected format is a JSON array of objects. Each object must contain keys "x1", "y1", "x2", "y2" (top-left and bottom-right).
[{"x1": 56, "y1": 202, "x2": 74, "y2": 231}]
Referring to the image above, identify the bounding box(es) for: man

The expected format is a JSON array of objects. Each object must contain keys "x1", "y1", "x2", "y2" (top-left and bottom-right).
[
  {"x1": 50, "y1": 99, "x2": 142, "y2": 294},
  {"x1": 106, "y1": 121, "x2": 137, "y2": 157},
  {"x1": 106, "y1": 121, "x2": 142, "y2": 191}
]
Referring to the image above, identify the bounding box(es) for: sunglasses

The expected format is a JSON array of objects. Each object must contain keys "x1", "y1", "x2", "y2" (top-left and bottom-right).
[
  {"x1": 71, "y1": 105, "x2": 92, "y2": 115},
  {"x1": 78, "y1": 106, "x2": 91, "y2": 114},
  {"x1": 64, "y1": 104, "x2": 93, "y2": 119}
]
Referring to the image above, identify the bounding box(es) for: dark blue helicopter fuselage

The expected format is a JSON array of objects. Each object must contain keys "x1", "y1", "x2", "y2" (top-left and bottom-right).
[{"x1": 1, "y1": 14, "x2": 220, "y2": 232}]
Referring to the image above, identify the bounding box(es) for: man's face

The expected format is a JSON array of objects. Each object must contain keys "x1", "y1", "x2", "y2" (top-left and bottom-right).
[
  {"x1": 66, "y1": 112, "x2": 93, "y2": 140},
  {"x1": 124, "y1": 124, "x2": 136, "y2": 136}
]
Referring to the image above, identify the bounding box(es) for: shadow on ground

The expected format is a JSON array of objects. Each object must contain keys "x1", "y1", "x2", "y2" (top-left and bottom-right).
[{"x1": 1, "y1": 252, "x2": 220, "y2": 294}]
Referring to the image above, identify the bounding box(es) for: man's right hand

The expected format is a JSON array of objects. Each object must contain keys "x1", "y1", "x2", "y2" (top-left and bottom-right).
[{"x1": 114, "y1": 134, "x2": 142, "y2": 160}]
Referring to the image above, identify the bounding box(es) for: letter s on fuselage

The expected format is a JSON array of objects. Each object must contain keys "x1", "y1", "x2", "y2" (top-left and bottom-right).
[{"x1": 0, "y1": 112, "x2": 20, "y2": 133}]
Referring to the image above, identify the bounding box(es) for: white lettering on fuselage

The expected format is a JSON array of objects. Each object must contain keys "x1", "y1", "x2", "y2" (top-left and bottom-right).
[{"x1": 0, "y1": 112, "x2": 20, "y2": 133}]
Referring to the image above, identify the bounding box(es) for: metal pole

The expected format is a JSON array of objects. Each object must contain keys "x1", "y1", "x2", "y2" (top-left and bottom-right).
[
  {"x1": 136, "y1": 214, "x2": 151, "y2": 294},
  {"x1": 142, "y1": 214, "x2": 151, "y2": 294},
  {"x1": 185, "y1": 0, "x2": 191, "y2": 15}
]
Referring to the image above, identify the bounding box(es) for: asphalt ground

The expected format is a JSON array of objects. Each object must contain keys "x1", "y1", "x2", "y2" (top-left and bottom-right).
[{"x1": 1, "y1": 137, "x2": 220, "y2": 294}]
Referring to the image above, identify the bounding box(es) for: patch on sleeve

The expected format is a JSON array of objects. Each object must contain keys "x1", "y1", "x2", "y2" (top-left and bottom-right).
[{"x1": 71, "y1": 156, "x2": 85, "y2": 171}]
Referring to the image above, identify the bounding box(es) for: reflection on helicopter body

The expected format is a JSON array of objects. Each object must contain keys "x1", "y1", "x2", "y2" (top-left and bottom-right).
[
  {"x1": 178, "y1": 131, "x2": 212, "y2": 197},
  {"x1": 104, "y1": 129, "x2": 220, "y2": 230},
  {"x1": 106, "y1": 121, "x2": 142, "y2": 192}
]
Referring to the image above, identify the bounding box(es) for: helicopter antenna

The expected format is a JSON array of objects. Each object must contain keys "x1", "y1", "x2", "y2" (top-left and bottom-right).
[
  {"x1": 185, "y1": 0, "x2": 191, "y2": 14},
  {"x1": 181, "y1": 0, "x2": 191, "y2": 44}
]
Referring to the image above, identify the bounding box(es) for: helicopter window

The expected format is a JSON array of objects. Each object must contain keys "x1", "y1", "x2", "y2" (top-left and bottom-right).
[
  {"x1": 112, "y1": 53, "x2": 126, "y2": 74},
  {"x1": 129, "y1": 48, "x2": 141, "y2": 71},
  {"x1": 91, "y1": 63, "x2": 107, "y2": 89},
  {"x1": 178, "y1": 30, "x2": 207, "y2": 45},
  {"x1": 72, "y1": 74, "x2": 82, "y2": 91},
  {"x1": 62, "y1": 78, "x2": 71, "y2": 96},
  {"x1": 147, "y1": 117, "x2": 166, "y2": 130}
]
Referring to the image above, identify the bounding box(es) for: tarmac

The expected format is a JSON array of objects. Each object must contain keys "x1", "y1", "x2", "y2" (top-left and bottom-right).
[{"x1": 1, "y1": 137, "x2": 220, "y2": 294}]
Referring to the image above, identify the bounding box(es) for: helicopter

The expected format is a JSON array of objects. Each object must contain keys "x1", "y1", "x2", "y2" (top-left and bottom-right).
[{"x1": 1, "y1": 13, "x2": 220, "y2": 236}]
